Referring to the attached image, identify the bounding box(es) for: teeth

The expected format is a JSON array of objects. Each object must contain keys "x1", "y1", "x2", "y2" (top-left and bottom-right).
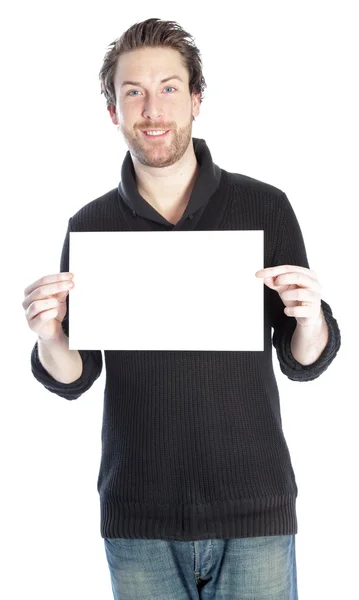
[{"x1": 145, "y1": 130, "x2": 167, "y2": 136}]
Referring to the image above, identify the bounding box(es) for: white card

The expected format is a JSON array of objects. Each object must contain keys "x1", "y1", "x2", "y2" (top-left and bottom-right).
[{"x1": 68, "y1": 231, "x2": 264, "y2": 351}]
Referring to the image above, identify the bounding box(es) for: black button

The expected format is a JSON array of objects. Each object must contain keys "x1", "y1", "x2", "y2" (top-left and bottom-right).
[
  {"x1": 132, "y1": 210, "x2": 136, "y2": 217},
  {"x1": 188, "y1": 214, "x2": 194, "y2": 220}
]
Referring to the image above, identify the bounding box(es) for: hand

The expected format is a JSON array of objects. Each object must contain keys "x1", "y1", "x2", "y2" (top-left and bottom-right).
[
  {"x1": 255, "y1": 264, "x2": 323, "y2": 327},
  {"x1": 22, "y1": 272, "x2": 75, "y2": 341}
]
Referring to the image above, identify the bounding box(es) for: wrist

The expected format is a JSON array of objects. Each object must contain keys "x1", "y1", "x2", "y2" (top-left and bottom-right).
[
  {"x1": 296, "y1": 309, "x2": 324, "y2": 329},
  {"x1": 38, "y1": 328, "x2": 67, "y2": 346}
]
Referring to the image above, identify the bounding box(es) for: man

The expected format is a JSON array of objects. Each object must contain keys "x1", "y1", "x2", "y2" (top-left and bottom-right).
[{"x1": 27, "y1": 18, "x2": 341, "y2": 600}]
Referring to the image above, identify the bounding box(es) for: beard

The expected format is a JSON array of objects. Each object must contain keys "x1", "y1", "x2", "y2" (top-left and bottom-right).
[{"x1": 118, "y1": 115, "x2": 195, "y2": 168}]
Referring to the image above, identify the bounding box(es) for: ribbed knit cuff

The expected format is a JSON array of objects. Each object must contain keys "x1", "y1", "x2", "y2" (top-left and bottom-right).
[
  {"x1": 274, "y1": 299, "x2": 341, "y2": 382},
  {"x1": 30, "y1": 341, "x2": 102, "y2": 400}
]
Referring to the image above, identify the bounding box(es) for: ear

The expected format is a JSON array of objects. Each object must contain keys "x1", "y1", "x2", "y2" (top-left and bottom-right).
[
  {"x1": 192, "y1": 92, "x2": 201, "y2": 119},
  {"x1": 108, "y1": 104, "x2": 118, "y2": 125}
]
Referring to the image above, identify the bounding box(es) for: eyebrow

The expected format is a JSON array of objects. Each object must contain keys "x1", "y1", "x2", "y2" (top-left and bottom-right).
[{"x1": 121, "y1": 75, "x2": 184, "y2": 88}]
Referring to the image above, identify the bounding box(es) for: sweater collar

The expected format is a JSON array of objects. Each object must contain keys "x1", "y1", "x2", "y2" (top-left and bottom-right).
[{"x1": 118, "y1": 137, "x2": 222, "y2": 227}]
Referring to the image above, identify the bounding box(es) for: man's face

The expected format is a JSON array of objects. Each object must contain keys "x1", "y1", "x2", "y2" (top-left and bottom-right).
[{"x1": 109, "y1": 47, "x2": 200, "y2": 168}]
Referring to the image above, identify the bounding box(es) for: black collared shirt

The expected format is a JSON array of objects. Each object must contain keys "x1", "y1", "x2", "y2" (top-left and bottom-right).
[
  {"x1": 118, "y1": 137, "x2": 222, "y2": 231},
  {"x1": 30, "y1": 137, "x2": 341, "y2": 541}
]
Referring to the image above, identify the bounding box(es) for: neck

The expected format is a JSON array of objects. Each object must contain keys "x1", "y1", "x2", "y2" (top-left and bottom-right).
[{"x1": 133, "y1": 142, "x2": 199, "y2": 220}]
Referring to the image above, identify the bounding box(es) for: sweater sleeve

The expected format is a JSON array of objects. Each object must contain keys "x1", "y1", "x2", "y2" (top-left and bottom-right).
[
  {"x1": 30, "y1": 217, "x2": 103, "y2": 400},
  {"x1": 270, "y1": 193, "x2": 341, "y2": 382}
]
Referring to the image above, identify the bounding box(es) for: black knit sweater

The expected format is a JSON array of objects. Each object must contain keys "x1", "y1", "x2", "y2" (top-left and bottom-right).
[{"x1": 30, "y1": 138, "x2": 341, "y2": 541}]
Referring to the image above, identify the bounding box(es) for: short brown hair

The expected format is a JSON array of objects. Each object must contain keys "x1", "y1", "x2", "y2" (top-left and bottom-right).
[{"x1": 98, "y1": 18, "x2": 207, "y2": 110}]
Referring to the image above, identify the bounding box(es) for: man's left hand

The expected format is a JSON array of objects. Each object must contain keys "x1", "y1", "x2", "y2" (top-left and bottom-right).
[{"x1": 255, "y1": 265, "x2": 323, "y2": 327}]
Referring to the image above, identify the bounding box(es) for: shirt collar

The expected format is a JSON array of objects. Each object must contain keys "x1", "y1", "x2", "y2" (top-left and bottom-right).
[{"x1": 118, "y1": 137, "x2": 222, "y2": 227}]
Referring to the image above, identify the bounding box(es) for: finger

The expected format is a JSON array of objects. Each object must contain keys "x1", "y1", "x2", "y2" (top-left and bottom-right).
[
  {"x1": 274, "y1": 272, "x2": 320, "y2": 290},
  {"x1": 26, "y1": 297, "x2": 60, "y2": 320},
  {"x1": 260, "y1": 265, "x2": 317, "y2": 279},
  {"x1": 22, "y1": 278, "x2": 74, "y2": 311},
  {"x1": 284, "y1": 305, "x2": 316, "y2": 317},
  {"x1": 23, "y1": 272, "x2": 73, "y2": 298},
  {"x1": 281, "y1": 288, "x2": 317, "y2": 302},
  {"x1": 29, "y1": 306, "x2": 61, "y2": 331}
]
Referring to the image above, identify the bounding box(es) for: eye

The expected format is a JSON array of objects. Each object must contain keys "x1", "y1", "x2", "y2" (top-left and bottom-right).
[{"x1": 126, "y1": 86, "x2": 177, "y2": 96}]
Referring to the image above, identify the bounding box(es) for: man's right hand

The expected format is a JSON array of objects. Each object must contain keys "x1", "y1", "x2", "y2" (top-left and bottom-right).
[{"x1": 22, "y1": 273, "x2": 75, "y2": 342}]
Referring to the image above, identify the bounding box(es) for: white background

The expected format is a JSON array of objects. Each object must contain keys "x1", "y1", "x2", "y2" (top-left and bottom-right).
[{"x1": 1, "y1": 1, "x2": 357, "y2": 598}]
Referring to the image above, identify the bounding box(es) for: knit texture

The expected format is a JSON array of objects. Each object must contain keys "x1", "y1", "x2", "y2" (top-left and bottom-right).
[{"x1": 31, "y1": 138, "x2": 341, "y2": 540}]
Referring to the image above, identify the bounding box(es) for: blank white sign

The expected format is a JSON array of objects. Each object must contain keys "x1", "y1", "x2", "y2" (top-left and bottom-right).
[{"x1": 68, "y1": 230, "x2": 264, "y2": 351}]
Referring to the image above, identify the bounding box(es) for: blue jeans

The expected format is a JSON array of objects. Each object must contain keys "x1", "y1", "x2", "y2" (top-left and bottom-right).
[{"x1": 104, "y1": 534, "x2": 298, "y2": 599}]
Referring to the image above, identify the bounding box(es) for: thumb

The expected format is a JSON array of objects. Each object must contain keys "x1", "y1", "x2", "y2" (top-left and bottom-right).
[
  {"x1": 262, "y1": 276, "x2": 277, "y2": 290},
  {"x1": 55, "y1": 289, "x2": 70, "y2": 303}
]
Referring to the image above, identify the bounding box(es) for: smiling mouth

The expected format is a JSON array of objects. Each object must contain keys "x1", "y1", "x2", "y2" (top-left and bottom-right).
[{"x1": 141, "y1": 130, "x2": 170, "y2": 138}]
